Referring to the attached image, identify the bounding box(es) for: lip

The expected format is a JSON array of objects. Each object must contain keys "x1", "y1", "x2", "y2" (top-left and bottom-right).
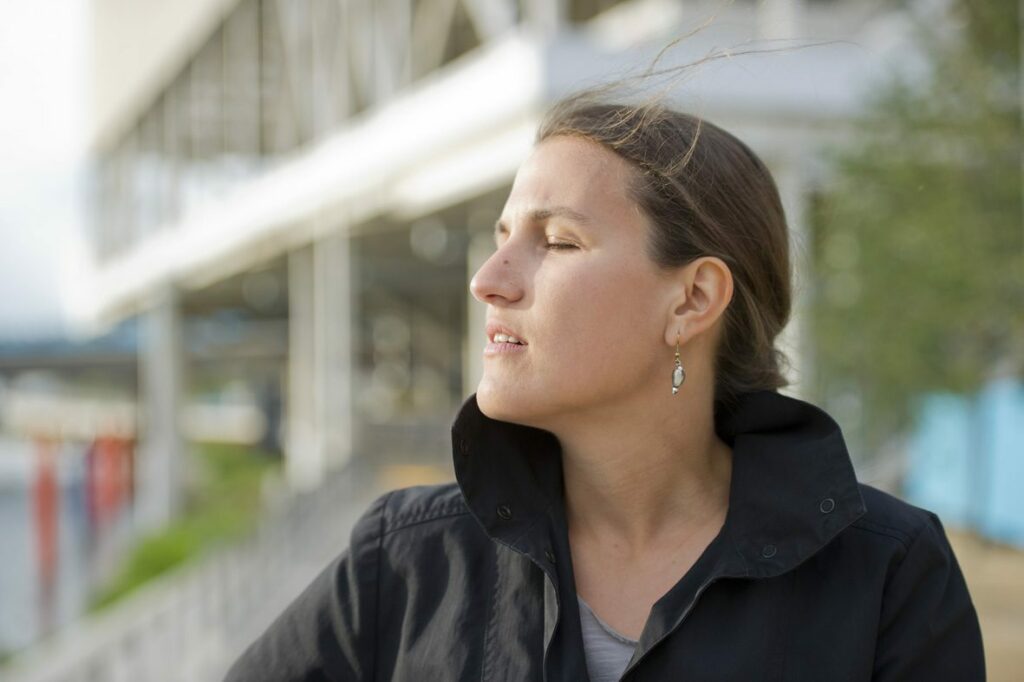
[{"x1": 484, "y1": 321, "x2": 528, "y2": 357}]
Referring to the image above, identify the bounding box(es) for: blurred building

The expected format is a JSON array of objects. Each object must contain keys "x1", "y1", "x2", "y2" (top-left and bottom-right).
[{"x1": 82, "y1": 0, "x2": 911, "y2": 529}]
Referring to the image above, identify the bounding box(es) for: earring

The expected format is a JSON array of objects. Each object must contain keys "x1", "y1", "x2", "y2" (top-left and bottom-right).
[{"x1": 672, "y1": 333, "x2": 686, "y2": 395}]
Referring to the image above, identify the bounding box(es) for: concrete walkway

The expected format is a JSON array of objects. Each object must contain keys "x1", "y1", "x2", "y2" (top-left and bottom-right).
[{"x1": 947, "y1": 529, "x2": 1024, "y2": 682}]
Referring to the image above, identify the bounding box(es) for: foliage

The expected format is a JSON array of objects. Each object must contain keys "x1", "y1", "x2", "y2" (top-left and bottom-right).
[
  {"x1": 810, "y1": 0, "x2": 1024, "y2": 454},
  {"x1": 88, "y1": 441, "x2": 279, "y2": 612}
]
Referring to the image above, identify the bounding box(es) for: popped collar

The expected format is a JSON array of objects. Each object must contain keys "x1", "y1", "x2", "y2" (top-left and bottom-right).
[{"x1": 450, "y1": 388, "x2": 868, "y2": 675}]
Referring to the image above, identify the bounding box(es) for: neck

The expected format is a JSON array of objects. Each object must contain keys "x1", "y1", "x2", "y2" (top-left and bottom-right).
[{"x1": 552, "y1": 383, "x2": 732, "y2": 558}]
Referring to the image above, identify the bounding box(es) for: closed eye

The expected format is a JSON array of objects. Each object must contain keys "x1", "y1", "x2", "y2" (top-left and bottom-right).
[{"x1": 545, "y1": 242, "x2": 578, "y2": 251}]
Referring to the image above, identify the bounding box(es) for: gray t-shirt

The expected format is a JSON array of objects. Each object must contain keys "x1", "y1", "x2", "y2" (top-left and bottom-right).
[{"x1": 577, "y1": 595, "x2": 639, "y2": 682}]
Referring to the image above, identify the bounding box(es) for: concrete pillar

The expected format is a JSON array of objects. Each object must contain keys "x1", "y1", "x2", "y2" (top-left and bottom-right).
[
  {"x1": 756, "y1": 0, "x2": 802, "y2": 40},
  {"x1": 136, "y1": 285, "x2": 185, "y2": 531},
  {"x1": 286, "y1": 233, "x2": 355, "y2": 492},
  {"x1": 522, "y1": 0, "x2": 565, "y2": 37},
  {"x1": 774, "y1": 159, "x2": 815, "y2": 402},
  {"x1": 313, "y1": 231, "x2": 355, "y2": 473},
  {"x1": 287, "y1": 246, "x2": 318, "y2": 490}
]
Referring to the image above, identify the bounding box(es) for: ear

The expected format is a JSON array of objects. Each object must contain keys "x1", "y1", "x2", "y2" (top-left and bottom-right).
[{"x1": 663, "y1": 256, "x2": 734, "y2": 347}]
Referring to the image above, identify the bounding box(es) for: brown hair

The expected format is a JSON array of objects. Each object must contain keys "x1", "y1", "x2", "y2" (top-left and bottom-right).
[{"x1": 536, "y1": 96, "x2": 794, "y2": 414}]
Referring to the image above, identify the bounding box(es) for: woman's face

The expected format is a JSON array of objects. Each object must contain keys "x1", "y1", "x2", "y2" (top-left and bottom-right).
[{"x1": 470, "y1": 135, "x2": 678, "y2": 426}]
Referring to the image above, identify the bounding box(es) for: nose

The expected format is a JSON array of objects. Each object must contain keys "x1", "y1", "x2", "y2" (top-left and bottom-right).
[{"x1": 470, "y1": 248, "x2": 523, "y2": 305}]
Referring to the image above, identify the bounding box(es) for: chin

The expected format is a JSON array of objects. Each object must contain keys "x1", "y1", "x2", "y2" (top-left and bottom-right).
[
  {"x1": 476, "y1": 379, "x2": 540, "y2": 426},
  {"x1": 475, "y1": 382, "x2": 514, "y2": 420}
]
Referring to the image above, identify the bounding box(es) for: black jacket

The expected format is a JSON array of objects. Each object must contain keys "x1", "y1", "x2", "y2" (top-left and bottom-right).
[{"x1": 225, "y1": 389, "x2": 986, "y2": 681}]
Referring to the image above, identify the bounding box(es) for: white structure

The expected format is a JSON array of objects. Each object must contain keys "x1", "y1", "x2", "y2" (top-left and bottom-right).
[{"x1": 82, "y1": 0, "x2": 909, "y2": 524}]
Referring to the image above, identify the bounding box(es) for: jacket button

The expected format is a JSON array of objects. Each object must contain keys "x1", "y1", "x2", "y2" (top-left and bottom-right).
[
  {"x1": 819, "y1": 498, "x2": 836, "y2": 514},
  {"x1": 761, "y1": 544, "x2": 777, "y2": 559},
  {"x1": 496, "y1": 504, "x2": 513, "y2": 520},
  {"x1": 544, "y1": 549, "x2": 557, "y2": 564}
]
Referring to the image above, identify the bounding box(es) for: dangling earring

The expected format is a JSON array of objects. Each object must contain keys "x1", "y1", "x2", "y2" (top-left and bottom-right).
[{"x1": 672, "y1": 332, "x2": 686, "y2": 395}]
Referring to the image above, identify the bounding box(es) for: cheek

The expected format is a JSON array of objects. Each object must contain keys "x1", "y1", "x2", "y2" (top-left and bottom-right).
[{"x1": 541, "y1": 263, "x2": 659, "y2": 364}]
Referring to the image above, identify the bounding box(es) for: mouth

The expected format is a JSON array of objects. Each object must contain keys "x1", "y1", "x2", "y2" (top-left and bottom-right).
[
  {"x1": 485, "y1": 323, "x2": 527, "y2": 346},
  {"x1": 485, "y1": 323, "x2": 528, "y2": 355}
]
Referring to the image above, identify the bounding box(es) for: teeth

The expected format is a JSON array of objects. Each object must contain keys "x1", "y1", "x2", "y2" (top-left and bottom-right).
[{"x1": 494, "y1": 333, "x2": 522, "y2": 344}]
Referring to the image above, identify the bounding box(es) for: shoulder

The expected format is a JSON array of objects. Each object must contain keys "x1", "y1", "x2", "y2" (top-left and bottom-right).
[
  {"x1": 846, "y1": 490, "x2": 984, "y2": 678},
  {"x1": 380, "y1": 482, "x2": 472, "y2": 535},
  {"x1": 350, "y1": 482, "x2": 474, "y2": 543},
  {"x1": 845, "y1": 483, "x2": 956, "y2": 567},
  {"x1": 346, "y1": 483, "x2": 494, "y2": 588}
]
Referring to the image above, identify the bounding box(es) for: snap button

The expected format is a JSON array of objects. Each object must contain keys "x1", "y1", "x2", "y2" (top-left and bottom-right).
[
  {"x1": 761, "y1": 544, "x2": 777, "y2": 559},
  {"x1": 819, "y1": 498, "x2": 836, "y2": 514},
  {"x1": 496, "y1": 504, "x2": 513, "y2": 520},
  {"x1": 544, "y1": 549, "x2": 557, "y2": 564}
]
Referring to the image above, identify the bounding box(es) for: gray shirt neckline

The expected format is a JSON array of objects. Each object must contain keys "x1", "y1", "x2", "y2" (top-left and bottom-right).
[{"x1": 577, "y1": 594, "x2": 639, "y2": 682}]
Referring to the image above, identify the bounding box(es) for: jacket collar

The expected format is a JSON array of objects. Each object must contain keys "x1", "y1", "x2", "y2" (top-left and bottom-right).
[{"x1": 450, "y1": 389, "x2": 866, "y2": 579}]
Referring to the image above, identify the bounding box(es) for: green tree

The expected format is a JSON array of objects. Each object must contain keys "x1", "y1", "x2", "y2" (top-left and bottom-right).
[{"x1": 810, "y1": 0, "x2": 1024, "y2": 457}]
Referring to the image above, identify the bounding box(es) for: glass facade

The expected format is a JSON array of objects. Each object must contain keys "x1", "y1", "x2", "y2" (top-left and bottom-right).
[{"x1": 89, "y1": 0, "x2": 637, "y2": 263}]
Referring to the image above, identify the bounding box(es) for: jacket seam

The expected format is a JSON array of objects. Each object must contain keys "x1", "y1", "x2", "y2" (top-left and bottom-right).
[
  {"x1": 508, "y1": 513, "x2": 545, "y2": 549},
  {"x1": 383, "y1": 509, "x2": 471, "y2": 538},
  {"x1": 479, "y1": 553, "x2": 501, "y2": 682},
  {"x1": 873, "y1": 517, "x2": 936, "y2": 652},
  {"x1": 848, "y1": 521, "x2": 912, "y2": 552},
  {"x1": 373, "y1": 490, "x2": 394, "y2": 682}
]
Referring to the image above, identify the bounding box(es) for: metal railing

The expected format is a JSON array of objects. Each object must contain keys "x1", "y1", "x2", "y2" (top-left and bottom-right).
[{"x1": 3, "y1": 465, "x2": 384, "y2": 682}]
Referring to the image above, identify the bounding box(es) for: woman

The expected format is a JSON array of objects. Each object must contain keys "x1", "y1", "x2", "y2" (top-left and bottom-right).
[{"x1": 225, "y1": 96, "x2": 986, "y2": 681}]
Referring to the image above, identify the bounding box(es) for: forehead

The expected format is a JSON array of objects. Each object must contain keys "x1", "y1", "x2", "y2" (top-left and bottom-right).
[{"x1": 503, "y1": 135, "x2": 639, "y2": 219}]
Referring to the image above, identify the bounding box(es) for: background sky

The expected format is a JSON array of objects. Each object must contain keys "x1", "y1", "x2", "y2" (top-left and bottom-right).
[{"x1": 0, "y1": 0, "x2": 89, "y2": 342}]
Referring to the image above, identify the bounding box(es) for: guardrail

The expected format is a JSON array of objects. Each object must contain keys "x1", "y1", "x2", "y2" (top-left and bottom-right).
[{"x1": 2, "y1": 464, "x2": 382, "y2": 682}]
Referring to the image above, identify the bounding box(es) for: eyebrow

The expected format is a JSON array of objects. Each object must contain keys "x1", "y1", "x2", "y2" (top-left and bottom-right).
[{"x1": 493, "y1": 206, "x2": 591, "y2": 238}]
